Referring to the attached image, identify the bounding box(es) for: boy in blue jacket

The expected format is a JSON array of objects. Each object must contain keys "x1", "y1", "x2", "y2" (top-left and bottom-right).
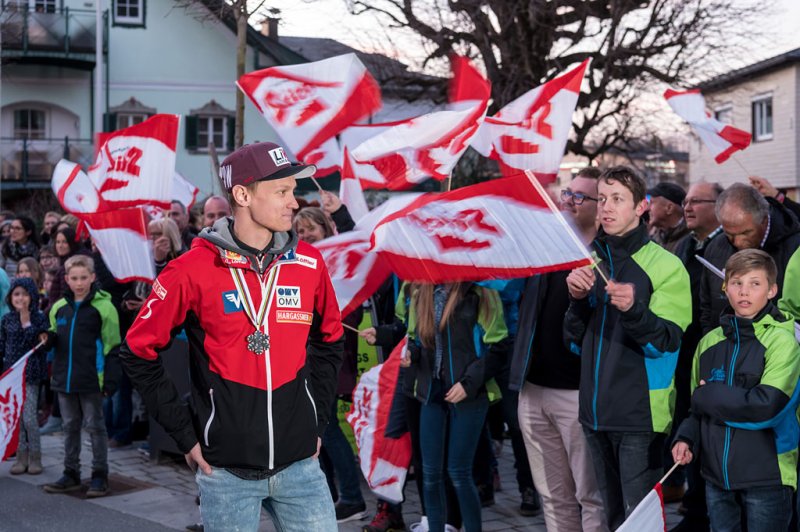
[{"x1": 672, "y1": 249, "x2": 800, "y2": 531}]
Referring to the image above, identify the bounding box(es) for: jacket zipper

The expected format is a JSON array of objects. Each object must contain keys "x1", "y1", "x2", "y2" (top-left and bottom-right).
[
  {"x1": 66, "y1": 301, "x2": 81, "y2": 393},
  {"x1": 261, "y1": 264, "x2": 281, "y2": 470},
  {"x1": 304, "y1": 378, "x2": 317, "y2": 423},
  {"x1": 203, "y1": 388, "x2": 215, "y2": 446},
  {"x1": 722, "y1": 317, "x2": 741, "y2": 489},
  {"x1": 592, "y1": 243, "x2": 613, "y2": 430}
]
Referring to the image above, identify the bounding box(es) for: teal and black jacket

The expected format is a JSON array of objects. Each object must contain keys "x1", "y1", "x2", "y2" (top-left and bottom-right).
[
  {"x1": 47, "y1": 287, "x2": 121, "y2": 395},
  {"x1": 674, "y1": 304, "x2": 800, "y2": 490},
  {"x1": 564, "y1": 222, "x2": 691, "y2": 434}
]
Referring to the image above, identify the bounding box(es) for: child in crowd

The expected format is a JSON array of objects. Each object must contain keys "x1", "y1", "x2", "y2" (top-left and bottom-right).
[
  {"x1": 672, "y1": 249, "x2": 800, "y2": 531},
  {"x1": 16, "y1": 257, "x2": 43, "y2": 288},
  {"x1": 0, "y1": 277, "x2": 48, "y2": 475},
  {"x1": 42, "y1": 255, "x2": 121, "y2": 498}
]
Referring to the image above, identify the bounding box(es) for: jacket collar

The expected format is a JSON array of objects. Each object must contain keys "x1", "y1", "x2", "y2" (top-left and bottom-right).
[
  {"x1": 593, "y1": 221, "x2": 650, "y2": 259},
  {"x1": 719, "y1": 302, "x2": 788, "y2": 340}
]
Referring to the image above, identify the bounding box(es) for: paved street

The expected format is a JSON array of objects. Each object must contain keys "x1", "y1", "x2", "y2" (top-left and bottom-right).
[{"x1": 0, "y1": 432, "x2": 682, "y2": 531}]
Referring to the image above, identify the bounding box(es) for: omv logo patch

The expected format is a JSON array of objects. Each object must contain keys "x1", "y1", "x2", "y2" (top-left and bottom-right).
[{"x1": 222, "y1": 290, "x2": 243, "y2": 314}]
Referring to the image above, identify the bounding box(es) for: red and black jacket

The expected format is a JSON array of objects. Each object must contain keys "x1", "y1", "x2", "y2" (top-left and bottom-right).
[{"x1": 121, "y1": 224, "x2": 344, "y2": 472}]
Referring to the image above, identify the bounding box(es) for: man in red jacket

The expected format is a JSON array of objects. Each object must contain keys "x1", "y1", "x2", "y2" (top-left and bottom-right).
[{"x1": 121, "y1": 142, "x2": 344, "y2": 531}]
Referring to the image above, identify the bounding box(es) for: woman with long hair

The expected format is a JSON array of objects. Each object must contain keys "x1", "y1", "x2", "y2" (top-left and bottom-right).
[{"x1": 404, "y1": 282, "x2": 508, "y2": 532}]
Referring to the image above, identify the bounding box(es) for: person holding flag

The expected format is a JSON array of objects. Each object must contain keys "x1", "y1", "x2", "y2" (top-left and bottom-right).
[
  {"x1": 120, "y1": 141, "x2": 344, "y2": 532},
  {"x1": 564, "y1": 166, "x2": 691, "y2": 529}
]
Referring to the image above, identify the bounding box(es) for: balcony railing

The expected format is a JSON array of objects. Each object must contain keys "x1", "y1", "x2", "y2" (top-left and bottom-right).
[
  {"x1": 0, "y1": 4, "x2": 105, "y2": 59},
  {"x1": 1, "y1": 136, "x2": 94, "y2": 187}
]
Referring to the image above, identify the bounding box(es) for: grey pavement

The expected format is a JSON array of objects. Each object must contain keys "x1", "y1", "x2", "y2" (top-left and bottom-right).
[{"x1": 0, "y1": 432, "x2": 682, "y2": 531}]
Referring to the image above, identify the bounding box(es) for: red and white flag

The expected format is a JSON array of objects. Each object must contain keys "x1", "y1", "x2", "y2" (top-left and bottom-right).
[
  {"x1": 173, "y1": 171, "x2": 200, "y2": 210},
  {"x1": 302, "y1": 137, "x2": 343, "y2": 177},
  {"x1": 0, "y1": 352, "x2": 31, "y2": 461},
  {"x1": 79, "y1": 209, "x2": 155, "y2": 283},
  {"x1": 617, "y1": 484, "x2": 667, "y2": 531},
  {"x1": 339, "y1": 147, "x2": 370, "y2": 223},
  {"x1": 347, "y1": 338, "x2": 412, "y2": 503},
  {"x1": 88, "y1": 114, "x2": 180, "y2": 209},
  {"x1": 664, "y1": 88, "x2": 751, "y2": 163},
  {"x1": 472, "y1": 59, "x2": 589, "y2": 183},
  {"x1": 238, "y1": 53, "x2": 382, "y2": 161},
  {"x1": 350, "y1": 56, "x2": 490, "y2": 190},
  {"x1": 369, "y1": 172, "x2": 592, "y2": 283},
  {"x1": 315, "y1": 231, "x2": 392, "y2": 317}
]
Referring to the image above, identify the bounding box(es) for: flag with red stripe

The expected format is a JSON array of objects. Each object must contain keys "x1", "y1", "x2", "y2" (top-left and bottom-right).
[
  {"x1": 0, "y1": 353, "x2": 31, "y2": 461},
  {"x1": 617, "y1": 483, "x2": 667, "y2": 531},
  {"x1": 369, "y1": 172, "x2": 592, "y2": 283},
  {"x1": 238, "y1": 53, "x2": 382, "y2": 162},
  {"x1": 664, "y1": 88, "x2": 751, "y2": 163},
  {"x1": 472, "y1": 60, "x2": 589, "y2": 183}
]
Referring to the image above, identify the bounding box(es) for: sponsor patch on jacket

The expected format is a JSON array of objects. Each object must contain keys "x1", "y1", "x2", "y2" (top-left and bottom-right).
[
  {"x1": 220, "y1": 249, "x2": 249, "y2": 267},
  {"x1": 279, "y1": 249, "x2": 296, "y2": 262},
  {"x1": 276, "y1": 310, "x2": 312, "y2": 325},
  {"x1": 294, "y1": 253, "x2": 317, "y2": 269},
  {"x1": 222, "y1": 290, "x2": 244, "y2": 314},
  {"x1": 276, "y1": 286, "x2": 301, "y2": 308},
  {"x1": 153, "y1": 279, "x2": 167, "y2": 300}
]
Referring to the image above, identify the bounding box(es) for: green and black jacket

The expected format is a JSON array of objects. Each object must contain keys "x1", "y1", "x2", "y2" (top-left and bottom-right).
[
  {"x1": 48, "y1": 287, "x2": 121, "y2": 394},
  {"x1": 778, "y1": 246, "x2": 800, "y2": 323},
  {"x1": 564, "y1": 222, "x2": 691, "y2": 434},
  {"x1": 675, "y1": 304, "x2": 800, "y2": 491}
]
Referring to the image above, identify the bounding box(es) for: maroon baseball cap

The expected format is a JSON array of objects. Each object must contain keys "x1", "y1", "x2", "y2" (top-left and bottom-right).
[{"x1": 218, "y1": 142, "x2": 315, "y2": 191}]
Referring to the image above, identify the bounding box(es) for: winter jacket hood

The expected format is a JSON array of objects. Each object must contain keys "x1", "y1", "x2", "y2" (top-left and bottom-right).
[
  {"x1": 7, "y1": 277, "x2": 40, "y2": 312},
  {"x1": 199, "y1": 217, "x2": 297, "y2": 275}
]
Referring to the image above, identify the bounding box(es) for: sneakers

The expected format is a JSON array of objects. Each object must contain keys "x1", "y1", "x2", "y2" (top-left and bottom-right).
[
  {"x1": 363, "y1": 501, "x2": 406, "y2": 532},
  {"x1": 520, "y1": 487, "x2": 541, "y2": 516},
  {"x1": 43, "y1": 470, "x2": 82, "y2": 493},
  {"x1": 408, "y1": 516, "x2": 428, "y2": 532},
  {"x1": 336, "y1": 500, "x2": 368, "y2": 523},
  {"x1": 86, "y1": 473, "x2": 109, "y2": 498},
  {"x1": 39, "y1": 416, "x2": 62, "y2": 435}
]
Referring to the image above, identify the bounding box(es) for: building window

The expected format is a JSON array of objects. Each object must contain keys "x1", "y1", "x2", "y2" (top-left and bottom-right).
[
  {"x1": 752, "y1": 95, "x2": 773, "y2": 141},
  {"x1": 117, "y1": 113, "x2": 148, "y2": 129},
  {"x1": 197, "y1": 117, "x2": 226, "y2": 152},
  {"x1": 114, "y1": 0, "x2": 144, "y2": 26},
  {"x1": 13, "y1": 109, "x2": 46, "y2": 139},
  {"x1": 34, "y1": 0, "x2": 56, "y2": 12},
  {"x1": 714, "y1": 105, "x2": 732, "y2": 125}
]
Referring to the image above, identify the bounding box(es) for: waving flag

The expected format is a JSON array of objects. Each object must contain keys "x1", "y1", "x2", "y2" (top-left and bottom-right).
[
  {"x1": 339, "y1": 147, "x2": 370, "y2": 223},
  {"x1": 88, "y1": 114, "x2": 180, "y2": 209},
  {"x1": 351, "y1": 56, "x2": 490, "y2": 190},
  {"x1": 664, "y1": 88, "x2": 751, "y2": 163},
  {"x1": 347, "y1": 338, "x2": 412, "y2": 503},
  {"x1": 472, "y1": 60, "x2": 589, "y2": 183},
  {"x1": 238, "y1": 53, "x2": 382, "y2": 161},
  {"x1": 369, "y1": 172, "x2": 592, "y2": 283},
  {"x1": 80, "y1": 209, "x2": 155, "y2": 282},
  {"x1": 303, "y1": 137, "x2": 343, "y2": 177},
  {"x1": 0, "y1": 352, "x2": 31, "y2": 461},
  {"x1": 173, "y1": 171, "x2": 200, "y2": 210},
  {"x1": 617, "y1": 484, "x2": 667, "y2": 531},
  {"x1": 315, "y1": 231, "x2": 392, "y2": 317}
]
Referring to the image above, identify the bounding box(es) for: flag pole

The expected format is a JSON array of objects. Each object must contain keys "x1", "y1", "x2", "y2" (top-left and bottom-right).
[
  {"x1": 731, "y1": 154, "x2": 751, "y2": 178},
  {"x1": 342, "y1": 322, "x2": 360, "y2": 333},
  {"x1": 523, "y1": 170, "x2": 610, "y2": 285},
  {"x1": 660, "y1": 461, "x2": 682, "y2": 485},
  {"x1": 311, "y1": 176, "x2": 325, "y2": 193}
]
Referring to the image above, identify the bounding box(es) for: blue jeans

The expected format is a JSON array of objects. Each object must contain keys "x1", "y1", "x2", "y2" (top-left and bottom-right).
[
  {"x1": 706, "y1": 482, "x2": 792, "y2": 532},
  {"x1": 419, "y1": 379, "x2": 488, "y2": 532},
  {"x1": 321, "y1": 400, "x2": 364, "y2": 505},
  {"x1": 583, "y1": 428, "x2": 664, "y2": 530},
  {"x1": 196, "y1": 457, "x2": 336, "y2": 532}
]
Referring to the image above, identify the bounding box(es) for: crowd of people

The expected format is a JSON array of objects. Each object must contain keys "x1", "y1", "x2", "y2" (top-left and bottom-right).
[{"x1": 2, "y1": 140, "x2": 800, "y2": 532}]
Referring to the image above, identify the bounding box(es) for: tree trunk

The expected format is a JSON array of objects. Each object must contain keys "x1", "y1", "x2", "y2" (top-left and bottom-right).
[{"x1": 235, "y1": 7, "x2": 247, "y2": 150}]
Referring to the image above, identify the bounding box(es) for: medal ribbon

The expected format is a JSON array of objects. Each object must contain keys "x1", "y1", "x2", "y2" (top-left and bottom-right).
[{"x1": 228, "y1": 266, "x2": 279, "y2": 332}]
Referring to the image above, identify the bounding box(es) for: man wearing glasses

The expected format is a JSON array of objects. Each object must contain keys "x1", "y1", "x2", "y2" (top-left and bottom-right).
[
  {"x1": 512, "y1": 166, "x2": 608, "y2": 532},
  {"x1": 669, "y1": 182, "x2": 724, "y2": 531}
]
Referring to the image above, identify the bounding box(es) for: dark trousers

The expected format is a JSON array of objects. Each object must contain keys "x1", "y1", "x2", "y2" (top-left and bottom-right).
[
  {"x1": 583, "y1": 428, "x2": 664, "y2": 530},
  {"x1": 321, "y1": 400, "x2": 364, "y2": 505},
  {"x1": 706, "y1": 482, "x2": 792, "y2": 532},
  {"x1": 103, "y1": 372, "x2": 132, "y2": 444}
]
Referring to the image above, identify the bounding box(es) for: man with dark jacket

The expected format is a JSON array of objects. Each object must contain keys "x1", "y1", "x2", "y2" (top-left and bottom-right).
[
  {"x1": 511, "y1": 167, "x2": 607, "y2": 531},
  {"x1": 564, "y1": 166, "x2": 691, "y2": 529},
  {"x1": 121, "y1": 142, "x2": 344, "y2": 531},
  {"x1": 699, "y1": 183, "x2": 800, "y2": 335}
]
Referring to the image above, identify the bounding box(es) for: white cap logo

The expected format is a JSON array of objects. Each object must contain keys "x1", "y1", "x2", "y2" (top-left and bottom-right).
[
  {"x1": 219, "y1": 164, "x2": 232, "y2": 189},
  {"x1": 269, "y1": 147, "x2": 289, "y2": 167}
]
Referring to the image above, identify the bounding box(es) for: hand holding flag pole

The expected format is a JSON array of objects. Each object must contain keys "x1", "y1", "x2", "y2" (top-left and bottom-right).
[
  {"x1": 523, "y1": 170, "x2": 610, "y2": 285},
  {"x1": 342, "y1": 322, "x2": 360, "y2": 334}
]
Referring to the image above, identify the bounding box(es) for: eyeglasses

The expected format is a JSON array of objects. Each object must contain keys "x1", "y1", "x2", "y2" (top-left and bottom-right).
[
  {"x1": 561, "y1": 190, "x2": 598, "y2": 206},
  {"x1": 682, "y1": 198, "x2": 716, "y2": 208},
  {"x1": 9, "y1": 225, "x2": 23, "y2": 231}
]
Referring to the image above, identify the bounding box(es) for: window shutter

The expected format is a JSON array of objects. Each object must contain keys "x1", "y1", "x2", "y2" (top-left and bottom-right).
[
  {"x1": 227, "y1": 117, "x2": 235, "y2": 152},
  {"x1": 185, "y1": 115, "x2": 198, "y2": 151},
  {"x1": 103, "y1": 112, "x2": 117, "y2": 132}
]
